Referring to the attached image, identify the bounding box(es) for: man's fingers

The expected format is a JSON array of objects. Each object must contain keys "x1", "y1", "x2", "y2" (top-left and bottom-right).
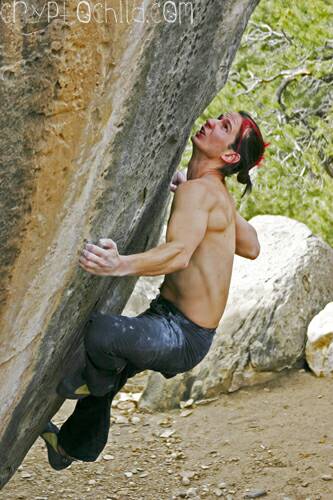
[
  {"x1": 79, "y1": 255, "x2": 97, "y2": 267},
  {"x1": 79, "y1": 258, "x2": 107, "y2": 274},
  {"x1": 171, "y1": 171, "x2": 186, "y2": 183},
  {"x1": 170, "y1": 171, "x2": 187, "y2": 192},
  {"x1": 79, "y1": 260, "x2": 105, "y2": 275},
  {"x1": 98, "y1": 238, "x2": 117, "y2": 250},
  {"x1": 82, "y1": 240, "x2": 118, "y2": 260},
  {"x1": 85, "y1": 243, "x2": 108, "y2": 258},
  {"x1": 79, "y1": 238, "x2": 119, "y2": 276},
  {"x1": 80, "y1": 251, "x2": 106, "y2": 267}
]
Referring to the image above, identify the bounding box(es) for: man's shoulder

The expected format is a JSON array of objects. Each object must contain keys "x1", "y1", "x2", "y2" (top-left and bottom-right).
[
  {"x1": 175, "y1": 179, "x2": 215, "y2": 210},
  {"x1": 179, "y1": 178, "x2": 236, "y2": 207},
  {"x1": 177, "y1": 178, "x2": 207, "y2": 190}
]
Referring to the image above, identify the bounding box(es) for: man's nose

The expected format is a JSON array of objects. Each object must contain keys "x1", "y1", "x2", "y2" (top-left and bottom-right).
[{"x1": 206, "y1": 119, "x2": 216, "y2": 128}]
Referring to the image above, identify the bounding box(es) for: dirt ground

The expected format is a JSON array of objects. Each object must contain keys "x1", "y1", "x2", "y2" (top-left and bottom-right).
[{"x1": 1, "y1": 369, "x2": 333, "y2": 500}]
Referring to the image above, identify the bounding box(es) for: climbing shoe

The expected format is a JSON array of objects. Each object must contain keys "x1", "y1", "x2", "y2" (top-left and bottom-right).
[
  {"x1": 40, "y1": 421, "x2": 75, "y2": 470},
  {"x1": 56, "y1": 369, "x2": 91, "y2": 400}
]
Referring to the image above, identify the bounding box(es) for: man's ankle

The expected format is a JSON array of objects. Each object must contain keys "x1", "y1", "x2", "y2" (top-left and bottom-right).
[{"x1": 58, "y1": 443, "x2": 75, "y2": 461}]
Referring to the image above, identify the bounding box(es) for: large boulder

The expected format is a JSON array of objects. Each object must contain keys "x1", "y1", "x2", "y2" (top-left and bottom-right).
[
  {"x1": 139, "y1": 215, "x2": 333, "y2": 410},
  {"x1": 305, "y1": 302, "x2": 333, "y2": 376},
  {"x1": 0, "y1": 0, "x2": 260, "y2": 487}
]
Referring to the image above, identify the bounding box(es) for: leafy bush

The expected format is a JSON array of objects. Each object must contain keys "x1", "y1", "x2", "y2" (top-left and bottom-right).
[{"x1": 181, "y1": 0, "x2": 333, "y2": 246}]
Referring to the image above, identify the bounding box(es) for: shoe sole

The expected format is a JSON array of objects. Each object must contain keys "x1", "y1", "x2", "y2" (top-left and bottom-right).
[
  {"x1": 57, "y1": 374, "x2": 91, "y2": 400},
  {"x1": 41, "y1": 422, "x2": 73, "y2": 470}
]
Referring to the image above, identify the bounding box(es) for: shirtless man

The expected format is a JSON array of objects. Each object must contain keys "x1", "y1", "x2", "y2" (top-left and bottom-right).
[{"x1": 41, "y1": 111, "x2": 266, "y2": 470}]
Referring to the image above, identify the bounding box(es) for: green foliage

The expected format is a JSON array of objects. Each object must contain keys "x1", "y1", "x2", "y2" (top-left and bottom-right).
[{"x1": 181, "y1": 0, "x2": 333, "y2": 246}]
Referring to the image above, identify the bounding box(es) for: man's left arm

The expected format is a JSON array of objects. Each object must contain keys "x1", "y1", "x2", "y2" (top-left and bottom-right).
[
  {"x1": 79, "y1": 181, "x2": 211, "y2": 277},
  {"x1": 235, "y1": 212, "x2": 260, "y2": 259}
]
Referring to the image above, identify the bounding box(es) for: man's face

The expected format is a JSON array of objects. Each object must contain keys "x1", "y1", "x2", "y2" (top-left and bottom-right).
[{"x1": 191, "y1": 112, "x2": 243, "y2": 160}]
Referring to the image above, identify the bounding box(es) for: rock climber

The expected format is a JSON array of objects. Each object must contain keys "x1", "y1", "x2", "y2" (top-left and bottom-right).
[{"x1": 40, "y1": 111, "x2": 268, "y2": 470}]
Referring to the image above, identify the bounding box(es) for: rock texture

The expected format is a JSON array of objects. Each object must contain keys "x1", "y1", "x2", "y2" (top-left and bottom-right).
[
  {"x1": 305, "y1": 302, "x2": 333, "y2": 376},
  {"x1": 139, "y1": 215, "x2": 333, "y2": 411},
  {"x1": 0, "y1": 0, "x2": 260, "y2": 487}
]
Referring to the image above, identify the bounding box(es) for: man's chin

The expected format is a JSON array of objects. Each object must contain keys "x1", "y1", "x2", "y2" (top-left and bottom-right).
[
  {"x1": 191, "y1": 135, "x2": 206, "y2": 153},
  {"x1": 191, "y1": 134, "x2": 201, "y2": 146}
]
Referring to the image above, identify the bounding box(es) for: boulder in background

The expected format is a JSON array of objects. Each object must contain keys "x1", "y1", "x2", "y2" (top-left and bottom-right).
[{"x1": 139, "y1": 215, "x2": 333, "y2": 410}]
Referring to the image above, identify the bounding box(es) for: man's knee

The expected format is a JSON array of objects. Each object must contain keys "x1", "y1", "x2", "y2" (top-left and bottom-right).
[{"x1": 84, "y1": 313, "x2": 108, "y2": 355}]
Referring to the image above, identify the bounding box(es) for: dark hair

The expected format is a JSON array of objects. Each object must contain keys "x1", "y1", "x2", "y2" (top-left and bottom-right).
[{"x1": 219, "y1": 111, "x2": 266, "y2": 198}]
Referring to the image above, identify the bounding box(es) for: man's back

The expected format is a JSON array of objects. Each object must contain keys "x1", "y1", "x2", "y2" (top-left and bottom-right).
[{"x1": 160, "y1": 177, "x2": 237, "y2": 329}]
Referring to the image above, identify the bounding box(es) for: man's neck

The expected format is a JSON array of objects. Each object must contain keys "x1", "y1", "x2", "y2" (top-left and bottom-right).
[{"x1": 187, "y1": 152, "x2": 226, "y2": 184}]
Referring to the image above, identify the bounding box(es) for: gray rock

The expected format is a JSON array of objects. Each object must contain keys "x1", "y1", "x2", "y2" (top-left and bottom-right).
[
  {"x1": 321, "y1": 474, "x2": 332, "y2": 481},
  {"x1": 305, "y1": 302, "x2": 333, "y2": 376},
  {"x1": 186, "y1": 487, "x2": 199, "y2": 497},
  {"x1": 213, "y1": 489, "x2": 223, "y2": 497},
  {"x1": 0, "y1": 0, "x2": 259, "y2": 487},
  {"x1": 244, "y1": 490, "x2": 267, "y2": 498},
  {"x1": 139, "y1": 216, "x2": 333, "y2": 410}
]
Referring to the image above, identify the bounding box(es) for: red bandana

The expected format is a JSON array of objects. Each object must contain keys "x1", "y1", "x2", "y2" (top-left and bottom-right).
[{"x1": 236, "y1": 118, "x2": 270, "y2": 168}]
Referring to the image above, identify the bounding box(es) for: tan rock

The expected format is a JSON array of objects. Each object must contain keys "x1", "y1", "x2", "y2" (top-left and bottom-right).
[{"x1": 1, "y1": 0, "x2": 261, "y2": 487}]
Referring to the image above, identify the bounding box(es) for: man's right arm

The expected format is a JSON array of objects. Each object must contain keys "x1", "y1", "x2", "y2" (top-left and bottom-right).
[
  {"x1": 170, "y1": 173, "x2": 259, "y2": 259},
  {"x1": 235, "y1": 212, "x2": 260, "y2": 260}
]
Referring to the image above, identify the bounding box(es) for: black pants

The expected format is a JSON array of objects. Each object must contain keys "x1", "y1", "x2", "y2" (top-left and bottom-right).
[{"x1": 57, "y1": 294, "x2": 216, "y2": 461}]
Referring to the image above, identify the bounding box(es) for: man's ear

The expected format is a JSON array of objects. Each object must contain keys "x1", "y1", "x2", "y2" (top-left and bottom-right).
[{"x1": 220, "y1": 150, "x2": 240, "y2": 165}]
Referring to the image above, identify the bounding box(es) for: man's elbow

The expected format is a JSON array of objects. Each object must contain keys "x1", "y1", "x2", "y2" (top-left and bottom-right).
[
  {"x1": 168, "y1": 243, "x2": 190, "y2": 272},
  {"x1": 180, "y1": 255, "x2": 190, "y2": 268},
  {"x1": 248, "y1": 241, "x2": 260, "y2": 260},
  {"x1": 175, "y1": 251, "x2": 190, "y2": 270}
]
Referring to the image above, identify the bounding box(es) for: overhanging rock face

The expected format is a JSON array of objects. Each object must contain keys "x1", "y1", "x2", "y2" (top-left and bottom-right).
[
  {"x1": 139, "y1": 216, "x2": 333, "y2": 411},
  {"x1": 0, "y1": 0, "x2": 259, "y2": 487}
]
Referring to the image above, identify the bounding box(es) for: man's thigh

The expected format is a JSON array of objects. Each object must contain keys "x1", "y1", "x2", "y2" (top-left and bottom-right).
[{"x1": 84, "y1": 310, "x2": 183, "y2": 372}]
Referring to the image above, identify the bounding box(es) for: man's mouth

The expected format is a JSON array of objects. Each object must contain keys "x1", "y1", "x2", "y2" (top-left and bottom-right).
[{"x1": 196, "y1": 125, "x2": 206, "y2": 137}]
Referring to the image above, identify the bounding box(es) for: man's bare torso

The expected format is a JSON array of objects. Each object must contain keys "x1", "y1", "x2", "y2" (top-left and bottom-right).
[{"x1": 160, "y1": 178, "x2": 236, "y2": 329}]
